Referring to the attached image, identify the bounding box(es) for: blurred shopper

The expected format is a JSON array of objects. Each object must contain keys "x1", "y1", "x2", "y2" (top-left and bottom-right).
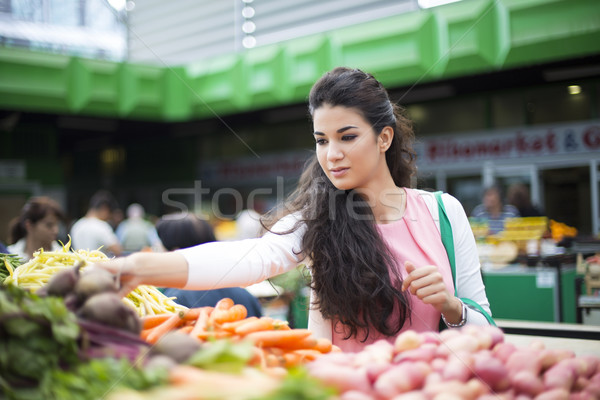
[
  {"x1": 7, "y1": 196, "x2": 65, "y2": 261},
  {"x1": 235, "y1": 209, "x2": 263, "y2": 240},
  {"x1": 116, "y1": 203, "x2": 163, "y2": 253},
  {"x1": 471, "y1": 185, "x2": 520, "y2": 234},
  {"x1": 507, "y1": 183, "x2": 543, "y2": 217},
  {"x1": 158, "y1": 213, "x2": 262, "y2": 317},
  {"x1": 70, "y1": 190, "x2": 123, "y2": 256}
]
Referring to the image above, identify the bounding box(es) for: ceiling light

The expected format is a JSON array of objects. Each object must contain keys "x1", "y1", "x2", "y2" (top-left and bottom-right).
[{"x1": 568, "y1": 85, "x2": 582, "y2": 95}]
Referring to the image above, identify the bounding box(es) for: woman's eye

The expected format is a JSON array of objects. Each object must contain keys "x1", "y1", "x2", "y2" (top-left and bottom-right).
[
  {"x1": 315, "y1": 138, "x2": 326, "y2": 145},
  {"x1": 342, "y1": 135, "x2": 357, "y2": 141}
]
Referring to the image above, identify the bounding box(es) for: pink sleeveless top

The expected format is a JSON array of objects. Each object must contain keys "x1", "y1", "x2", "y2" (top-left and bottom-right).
[{"x1": 331, "y1": 188, "x2": 454, "y2": 352}]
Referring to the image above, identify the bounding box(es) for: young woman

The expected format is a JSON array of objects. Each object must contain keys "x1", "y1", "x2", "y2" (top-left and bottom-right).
[
  {"x1": 96, "y1": 67, "x2": 491, "y2": 351},
  {"x1": 8, "y1": 196, "x2": 65, "y2": 261}
]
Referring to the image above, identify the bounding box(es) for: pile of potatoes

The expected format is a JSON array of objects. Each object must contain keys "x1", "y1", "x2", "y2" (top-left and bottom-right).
[{"x1": 306, "y1": 325, "x2": 600, "y2": 400}]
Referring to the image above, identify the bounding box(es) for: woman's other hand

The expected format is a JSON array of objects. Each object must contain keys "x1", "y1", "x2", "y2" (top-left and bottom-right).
[{"x1": 401, "y1": 261, "x2": 462, "y2": 322}]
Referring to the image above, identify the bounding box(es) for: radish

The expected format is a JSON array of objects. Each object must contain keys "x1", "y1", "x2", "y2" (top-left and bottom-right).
[
  {"x1": 394, "y1": 330, "x2": 423, "y2": 353},
  {"x1": 473, "y1": 352, "x2": 510, "y2": 392}
]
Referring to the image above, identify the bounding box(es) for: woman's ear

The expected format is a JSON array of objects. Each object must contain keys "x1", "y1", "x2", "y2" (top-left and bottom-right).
[
  {"x1": 24, "y1": 219, "x2": 33, "y2": 233},
  {"x1": 378, "y1": 126, "x2": 394, "y2": 152}
]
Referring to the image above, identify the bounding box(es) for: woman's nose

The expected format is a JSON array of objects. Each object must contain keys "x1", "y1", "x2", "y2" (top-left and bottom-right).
[{"x1": 327, "y1": 143, "x2": 344, "y2": 161}]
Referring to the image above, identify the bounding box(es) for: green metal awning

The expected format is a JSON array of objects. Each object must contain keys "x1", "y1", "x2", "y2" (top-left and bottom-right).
[{"x1": 0, "y1": 0, "x2": 598, "y2": 122}]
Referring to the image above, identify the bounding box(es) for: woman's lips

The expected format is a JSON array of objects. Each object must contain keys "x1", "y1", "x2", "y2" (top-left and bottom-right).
[{"x1": 330, "y1": 168, "x2": 349, "y2": 178}]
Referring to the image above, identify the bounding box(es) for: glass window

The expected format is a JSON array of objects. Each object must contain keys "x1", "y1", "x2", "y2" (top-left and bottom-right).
[
  {"x1": 490, "y1": 91, "x2": 525, "y2": 128},
  {"x1": 525, "y1": 83, "x2": 592, "y2": 125},
  {"x1": 407, "y1": 96, "x2": 487, "y2": 136}
]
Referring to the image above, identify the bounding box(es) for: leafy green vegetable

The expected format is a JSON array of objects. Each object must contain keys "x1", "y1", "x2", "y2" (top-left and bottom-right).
[
  {"x1": 0, "y1": 253, "x2": 22, "y2": 283},
  {"x1": 187, "y1": 339, "x2": 254, "y2": 373},
  {"x1": 0, "y1": 284, "x2": 166, "y2": 400},
  {"x1": 257, "y1": 367, "x2": 337, "y2": 400},
  {"x1": 47, "y1": 357, "x2": 168, "y2": 400}
]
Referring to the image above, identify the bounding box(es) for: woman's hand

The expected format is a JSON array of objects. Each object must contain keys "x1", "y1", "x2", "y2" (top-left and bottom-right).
[
  {"x1": 89, "y1": 252, "x2": 189, "y2": 297},
  {"x1": 401, "y1": 261, "x2": 463, "y2": 323},
  {"x1": 89, "y1": 255, "x2": 141, "y2": 297}
]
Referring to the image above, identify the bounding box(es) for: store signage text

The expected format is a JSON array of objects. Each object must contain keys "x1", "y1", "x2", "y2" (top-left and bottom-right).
[{"x1": 420, "y1": 123, "x2": 600, "y2": 165}]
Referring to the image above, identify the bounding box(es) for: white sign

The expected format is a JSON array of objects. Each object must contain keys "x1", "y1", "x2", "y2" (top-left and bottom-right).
[
  {"x1": 415, "y1": 121, "x2": 600, "y2": 165},
  {"x1": 0, "y1": 160, "x2": 26, "y2": 181}
]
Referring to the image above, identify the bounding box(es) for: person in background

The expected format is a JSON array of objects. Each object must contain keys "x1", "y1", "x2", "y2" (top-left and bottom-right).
[
  {"x1": 157, "y1": 213, "x2": 262, "y2": 318},
  {"x1": 70, "y1": 190, "x2": 123, "y2": 256},
  {"x1": 7, "y1": 196, "x2": 65, "y2": 261},
  {"x1": 116, "y1": 203, "x2": 164, "y2": 253},
  {"x1": 471, "y1": 185, "x2": 520, "y2": 235},
  {"x1": 507, "y1": 183, "x2": 543, "y2": 217},
  {"x1": 94, "y1": 67, "x2": 492, "y2": 352}
]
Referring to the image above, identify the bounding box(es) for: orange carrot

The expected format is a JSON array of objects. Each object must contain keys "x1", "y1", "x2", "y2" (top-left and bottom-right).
[
  {"x1": 289, "y1": 348, "x2": 322, "y2": 362},
  {"x1": 272, "y1": 335, "x2": 318, "y2": 351},
  {"x1": 234, "y1": 317, "x2": 275, "y2": 335},
  {"x1": 214, "y1": 297, "x2": 234, "y2": 310},
  {"x1": 189, "y1": 307, "x2": 212, "y2": 339},
  {"x1": 140, "y1": 328, "x2": 152, "y2": 340},
  {"x1": 244, "y1": 329, "x2": 312, "y2": 348},
  {"x1": 210, "y1": 304, "x2": 248, "y2": 324},
  {"x1": 314, "y1": 337, "x2": 333, "y2": 353},
  {"x1": 220, "y1": 316, "x2": 258, "y2": 332},
  {"x1": 146, "y1": 311, "x2": 185, "y2": 344},
  {"x1": 141, "y1": 314, "x2": 172, "y2": 330},
  {"x1": 177, "y1": 325, "x2": 193, "y2": 334},
  {"x1": 195, "y1": 330, "x2": 235, "y2": 340}
]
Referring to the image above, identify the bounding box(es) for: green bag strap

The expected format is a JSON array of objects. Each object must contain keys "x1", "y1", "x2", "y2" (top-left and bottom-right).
[
  {"x1": 434, "y1": 191, "x2": 457, "y2": 293},
  {"x1": 434, "y1": 191, "x2": 496, "y2": 326}
]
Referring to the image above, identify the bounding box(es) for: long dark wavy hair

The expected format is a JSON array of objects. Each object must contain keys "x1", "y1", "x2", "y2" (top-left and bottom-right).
[{"x1": 263, "y1": 67, "x2": 417, "y2": 341}]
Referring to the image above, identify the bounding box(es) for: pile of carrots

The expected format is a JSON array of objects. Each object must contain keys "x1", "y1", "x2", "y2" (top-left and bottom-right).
[{"x1": 140, "y1": 298, "x2": 337, "y2": 371}]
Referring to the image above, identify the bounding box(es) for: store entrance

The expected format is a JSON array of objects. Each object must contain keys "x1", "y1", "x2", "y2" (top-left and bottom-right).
[{"x1": 542, "y1": 166, "x2": 592, "y2": 235}]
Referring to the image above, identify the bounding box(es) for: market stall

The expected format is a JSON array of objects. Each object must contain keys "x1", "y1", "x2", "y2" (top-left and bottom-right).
[{"x1": 2, "y1": 245, "x2": 600, "y2": 399}]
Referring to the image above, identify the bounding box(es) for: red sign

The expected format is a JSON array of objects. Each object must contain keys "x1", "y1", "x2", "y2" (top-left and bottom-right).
[{"x1": 416, "y1": 122, "x2": 600, "y2": 165}]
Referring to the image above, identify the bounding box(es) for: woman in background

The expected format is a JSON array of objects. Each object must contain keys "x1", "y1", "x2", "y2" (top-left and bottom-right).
[{"x1": 8, "y1": 196, "x2": 65, "y2": 261}]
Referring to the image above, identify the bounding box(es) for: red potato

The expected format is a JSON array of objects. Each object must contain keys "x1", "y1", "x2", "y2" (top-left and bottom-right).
[
  {"x1": 307, "y1": 364, "x2": 372, "y2": 394},
  {"x1": 473, "y1": 352, "x2": 511, "y2": 392},
  {"x1": 533, "y1": 388, "x2": 569, "y2": 400},
  {"x1": 391, "y1": 390, "x2": 428, "y2": 400},
  {"x1": 421, "y1": 331, "x2": 442, "y2": 346},
  {"x1": 442, "y1": 353, "x2": 474, "y2": 383},
  {"x1": 424, "y1": 378, "x2": 487, "y2": 400},
  {"x1": 430, "y1": 357, "x2": 447, "y2": 373},
  {"x1": 436, "y1": 334, "x2": 480, "y2": 357},
  {"x1": 573, "y1": 356, "x2": 599, "y2": 379},
  {"x1": 340, "y1": 390, "x2": 376, "y2": 400},
  {"x1": 539, "y1": 349, "x2": 576, "y2": 371},
  {"x1": 493, "y1": 342, "x2": 518, "y2": 364},
  {"x1": 574, "y1": 376, "x2": 590, "y2": 392},
  {"x1": 511, "y1": 370, "x2": 545, "y2": 397},
  {"x1": 507, "y1": 349, "x2": 543, "y2": 377},
  {"x1": 568, "y1": 391, "x2": 597, "y2": 400},
  {"x1": 543, "y1": 359, "x2": 577, "y2": 392},
  {"x1": 365, "y1": 362, "x2": 391, "y2": 385},
  {"x1": 394, "y1": 330, "x2": 424, "y2": 353},
  {"x1": 393, "y1": 343, "x2": 437, "y2": 364},
  {"x1": 355, "y1": 339, "x2": 394, "y2": 367},
  {"x1": 461, "y1": 325, "x2": 493, "y2": 350},
  {"x1": 583, "y1": 380, "x2": 600, "y2": 397},
  {"x1": 373, "y1": 361, "x2": 430, "y2": 398},
  {"x1": 515, "y1": 395, "x2": 534, "y2": 400}
]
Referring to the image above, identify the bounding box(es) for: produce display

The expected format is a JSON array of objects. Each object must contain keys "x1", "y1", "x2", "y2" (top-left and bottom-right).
[
  {"x1": 3, "y1": 241, "x2": 186, "y2": 317},
  {"x1": 2, "y1": 250, "x2": 599, "y2": 400}
]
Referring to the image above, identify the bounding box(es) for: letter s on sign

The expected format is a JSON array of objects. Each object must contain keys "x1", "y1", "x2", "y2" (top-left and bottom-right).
[{"x1": 583, "y1": 126, "x2": 600, "y2": 149}]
